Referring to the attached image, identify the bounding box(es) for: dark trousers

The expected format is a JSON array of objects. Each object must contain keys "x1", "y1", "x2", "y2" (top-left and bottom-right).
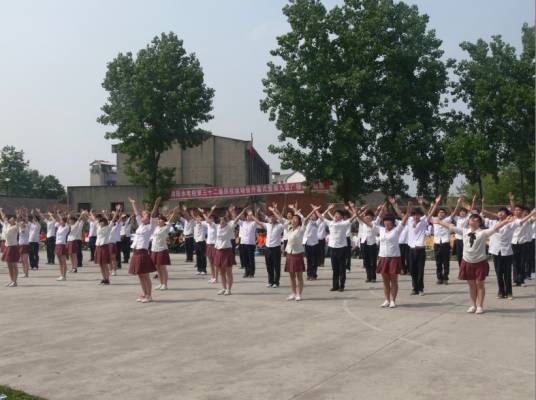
[
  {"x1": 75, "y1": 239, "x2": 83, "y2": 267},
  {"x1": 434, "y1": 243, "x2": 451, "y2": 281},
  {"x1": 512, "y1": 243, "x2": 525, "y2": 284},
  {"x1": 330, "y1": 247, "x2": 348, "y2": 289},
  {"x1": 362, "y1": 243, "x2": 378, "y2": 281},
  {"x1": 283, "y1": 240, "x2": 288, "y2": 256},
  {"x1": 185, "y1": 236, "x2": 194, "y2": 262},
  {"x1": 305, "y1": 243, "x2": 319, "y2": 278},
  {"x1": 46, "y1": 236, "x2": 56, "y2": 264},
  {"x1": 265, "y1": 246, "x2": 281, "y2": 285},
  {"x1": 240, "y1": 244, "x2": 256, "y2": 276},
  {"x1": 524, "y1": 241, "x2": 534, "y2": 278},
  {"x1": 195, "y1": 241, "x2": 207, "y2": 272},
  {"x1": 453, "y1": 239, "x2": 463, "y2": 265},
  {"x1": 345, "y1": 237, "x2": 352, "y2": 270},
  {"x1": 399, "y1": 243, "x2": 410, "y2": 274},
  {"x1": 115, "y1": 241, "x2": 122, "y2": 268},
  {"x1": 231, "y1": 238, "x2": 237, "y2": 263},
  {"x1": 318, "y1": 239, "x2": 326, "y2": 266},
  {"x1": 493, "y1": 254, "x2": 513, "y2": 297},
  {"x1": 121, "y1": 236, "x2": 131, "y2": 263},
  {"x1": 29, "y1": 241, "x2": 39, "y2": 268},
  {"x1": 88, "y1": 236, "x2": 96, "y2": 261},
  {"x1": 410, "y1": 247, "x2": 426, "y2": 292}
]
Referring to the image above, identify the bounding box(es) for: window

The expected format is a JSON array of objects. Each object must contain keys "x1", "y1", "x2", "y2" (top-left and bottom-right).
[{"x1": 78, "y1": 203, "x2": 91, "y2": 211}]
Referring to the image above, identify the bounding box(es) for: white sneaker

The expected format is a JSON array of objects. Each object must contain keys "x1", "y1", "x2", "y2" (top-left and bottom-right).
[
  {"x1": 380, "y1": 300, "x2": 390, "y2": 308},
  {"x1": 224, "y1": 289, "x2": 231, "y2": 296},
  {"x1": 419, "y1": 291, "x2": 424, "y2": 296},
  {"x1": 111, "y1": 272, "x2": 116, "y2": 276},
  {"x1": 475, "y1": 306, "x2": 484, "y2": 314},
  {"x1": 271, "y1": 284, "x2": 278, "y2": 288},
  {"x1": 160, "y1": 284, "x2": 168, "y2": 290},
  {"x1": 266, "y1": 283, "x2": 272, "y2": 288},
  {"x1": 295, "y1": 295, "x2": 302, "y2": 301},
  {"x1": 5, "y1": 281, "x2": 13, "y2": 287},
  {"x1": 155, "y1": 284, "x2": 162, "y2": 290},
  {"x1": 56, "y1": 276, "x2": 66, "y2": 281},
  {"x1": 196, "y1": 271, "x2": 201, "y2": 275},
  {"x1": 389, "y1": 301, "x2": 396, "y2": 308},
  {"x1": 209, "y1": 278, "x2": 217, "y2": 283},
  {"x1": 201, "y1": 272, "x2": 207, "y2": 275},
  {"x1": 287, "y1": 294, "x2": 296, "y2": 301},
  {"x1": 136, "y1": 295, "x2": 145, "y2": 302},
  {"x1": 217, "y1": 289, "x2": 226, "y2": 295},
  {"x1": 467, "y1": 306, "x2": 476, "y2": 313},
  {"x1": 141, "y1": 297, "x2": 152, "y2": 303},
  {"x1": 7, "y1": 281, "x2": 17, "y2": 287}
]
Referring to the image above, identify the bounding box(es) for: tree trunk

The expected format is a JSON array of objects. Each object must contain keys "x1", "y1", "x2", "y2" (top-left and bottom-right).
[
  {"x1": 477, "y1": 175, "x2": 483, "y2": 201},
  {"x1": 519, "y1": 165, "x2": 526, "y2": 206}
]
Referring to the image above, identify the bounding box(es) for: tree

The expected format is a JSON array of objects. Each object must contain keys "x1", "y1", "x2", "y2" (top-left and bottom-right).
[
  {"x1": 450, "y1": 24, "x2": 535, "y2": 204},
  {"x1": 261, "y1": 0, "x2": 448, "y2": 200},
  {"x1": 98, "y1": 32, "x2": 215, "y2": 202},
  {"x1": 0, "y1": 145, "x2": 66, "y2": 200}
]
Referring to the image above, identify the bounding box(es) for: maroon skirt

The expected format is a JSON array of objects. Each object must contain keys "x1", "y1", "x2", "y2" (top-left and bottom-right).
[
  {"x1": 108, "y1": 243, "x2": 117, "y2": 255},
  {"x1": 206, "y1": 244, "x2": 215, "y2": 264},
  {"x1": 19, "y1": 244, "x2": 30, "y2": 255},
  {"x1": 129, "y1": 249, "x2": 156, "y2": 275},
  {"x1": 214, "y1": 248, "x2": 236, "y2": 269},
  {"x1": 55, "y1": 244, "x2": 67, "y2": 257},
  {"x1": 2, "y1": 245, "x2": 20, "y2": 263},
  {"x1": 151, "y1": 250, "x2": 171, "y2": 266},
  {"x1": 95, "y1": 245, "x2": 111, "y2": 264},
  {"x1": 67, "y1": 240, "x2": 79, "y2": 255},
  {"x1": 377, "y1": 257, "x2": 401, "y2": 275},
  {"x1": 285, "y1": 253, "x2": 306, "y2": 273},
  {"x1": 459, "y1": 259, "x2": 489, "y2": 281}
]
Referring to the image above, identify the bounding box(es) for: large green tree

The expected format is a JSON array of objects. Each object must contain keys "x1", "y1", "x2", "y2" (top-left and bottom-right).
[
  {"x1": 261, "y1": 0, "x2": 449, "y2": 200},
  {"x1": 98, "y1": 32, "x2": 215, "y2": 202}
]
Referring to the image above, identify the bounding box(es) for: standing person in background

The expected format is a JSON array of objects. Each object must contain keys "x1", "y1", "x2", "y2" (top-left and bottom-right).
[
  {"x1": 28, "y1": 212, "x2": 41, "y2": 270},
  {"x1": 345, "y1": 213, "x2": 353, "y2": 272},
  {"x1": 397, "y1": 212, "x2": 410, "y2": 276},
  {"x1": 67, "y1": 212, "x2": 86, "y2": 273},
  {"x1": 0, "y1": 208, "x2": 21, "y2": 287},
  {"x1": 181, "y1": 208, "x2": 195, "y2": 263},
  {"x1": 317, "y1": 216, "x2": 327, "y2": 268},
  {"x1": 151, "y1": 206, "x2": 179, "y2": 290},
  {"x1": 38, "y1": 209, "x2": 58, "y2": 265},
  {"x1": 235, "y1": 206, "x2": 257, "y2": 278},
  {"x1": 451, "y1": 195, "x2": 474, "y2": 266},
  {"x1": 89, "y1": 210, "x2": 112, "y2": 285},
  {"x1": 120, "y1": 214, "x2": 132, "y2": 264},
  {"x1": 252, "y1": 204, "x2": 283, "y2": 288},
  {"x1": 193, "y1": 211, "x2": 208, "y2": 276},
  {"x1": 17, "y1": 208, "x2": 31, "y2": 278},
  {"x1": 53, "y1": 212, "x2": 70, "y2": 282},
  {"x1": 509, "y1": 193, "x2": 531, "y2": 287},
  {"x1": 88, "y1": 215, "x2": 98, "y2": 262},
  {"x1": 358, "y1": 207, "x2": 381, "y2": 283},
  {"x1": 296, "y1": 206, "x2": 320, "y2": 281},
  {"x1": 106, "y1": 209, "x2": 122, "y2": 276},
  {"x1": 198, "y1": 206, "x2": 219, "y2": 284},
  {"x1": 282, "y1": 207, "x2": 295, "y2": 256}
]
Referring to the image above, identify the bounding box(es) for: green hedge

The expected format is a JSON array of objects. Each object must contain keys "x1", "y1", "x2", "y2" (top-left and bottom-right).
[{"x1": 0, "y1": 386, "x2": 47, "y2": 400}]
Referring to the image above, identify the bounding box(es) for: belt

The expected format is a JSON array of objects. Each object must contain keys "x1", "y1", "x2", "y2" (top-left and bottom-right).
[{"x1": 411, "y1": 246, "x2": 425, "y2": 250}]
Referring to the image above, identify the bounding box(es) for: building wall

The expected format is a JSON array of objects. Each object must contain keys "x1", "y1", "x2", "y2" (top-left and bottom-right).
[
  {"x1": 0, "y1": 195, "x2": 65, "y2": 215},
  {"x1": 68, "y1": 186, "x2": 148, "y2": 212}
]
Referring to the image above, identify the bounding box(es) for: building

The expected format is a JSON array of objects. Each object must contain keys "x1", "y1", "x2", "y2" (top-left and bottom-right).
[
  {"x1": 271, "y1": 171, "x2": 305, "y2": 184},
  {"x1": 68, "y1": 134, "x2": 271, "y2": 211}
]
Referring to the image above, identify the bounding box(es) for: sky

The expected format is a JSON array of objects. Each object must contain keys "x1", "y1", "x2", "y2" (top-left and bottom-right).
[{"x1": 0, "y1": 0, "x2": 534, "y2": 192}]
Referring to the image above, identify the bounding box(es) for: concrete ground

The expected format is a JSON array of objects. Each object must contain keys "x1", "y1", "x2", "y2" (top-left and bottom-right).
[{"x1": 0, "y1": 250, "x2": 534, "y2": 400}]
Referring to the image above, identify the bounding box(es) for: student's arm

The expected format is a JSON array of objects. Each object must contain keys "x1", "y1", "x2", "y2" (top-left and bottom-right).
[
  {"x1": 302, "y1": 205, "x2": 321, "y2": 225},
  {"x1": 432, "y1": 218, "x2": 461, "y2": 235},
  {"x1": 416, "y1": 195, "x2": 428, "y2": 216},
  {"x1": 450, "y1": 197, "x2": 463, "y2": 219},
  {"x1": 232, "y1": 207, "x2": 248, "y2": 225},
  {"x1": 128, "y1": 197, "x2": 139, "y2": 217},
  {"x1": 508, "y1": 192, "x2": 515, "y2": 211},
  {"x1": 388, "y1": 197, "x2": 403, "y2": 219},
  {"x1": 400, "y1": 202, "x2": 412, "y2": 226},
  {"x1": 519, "y1": 209, "x2": 536, "y2": 225},
  {"x1": 150, "y1": 197, "x2": 162, "y2": 218},
  {"x1": 427, "y1": 194, "x2": 441, "y2": 220}
]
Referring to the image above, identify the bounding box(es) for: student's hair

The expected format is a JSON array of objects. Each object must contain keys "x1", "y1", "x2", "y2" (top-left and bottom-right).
[
  {"x1": 438, "y1": 207, "x2": 447, "y2": 213},
  {"x1": 382, "y1": 214, "x2": 396, "y2": 224},
  {"x1": 514, "y1": 204, "x2": 523, "y2": 210},
  {"x1": 99, "y1": 217, "x2": 109, "y2": 225},
  {"x1": 469, "y1": 213, "x2": 483, "y2": 226},
  {"x1": 413, "y1": 208, "x2": 424, "y2": 217},
  {"x1": 61, "y1": 216, "x2": 68, "y2": 223},
  {"x1": 498, "y1": 207, "x2": 510, "y2": 215},
  {"x1": 68, "y1": 216, "x2": 77, "y2": 223},
  {"x1": 524, "y1": 207, "x2": 532, "y2": 213},
  {"x1": 365, "y1": 210, "x2": 375, "y2": 217},
  {"x1": 157, "y1": 214, "x2": 168, "y2": 222},
  {"x1": 459, "y1": 207, "x2": 468, "y2": 213},
  {"x1": 334, "y1": 209, "x2": 344, "y2": 217},
  {"x1": 291, "y1": 214, "x2": 302, "y2": 226}
]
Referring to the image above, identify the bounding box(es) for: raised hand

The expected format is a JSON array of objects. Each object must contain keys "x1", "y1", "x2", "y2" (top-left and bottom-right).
[
  {"x1": 388, "y1": 196, "x2": 397, "y2": 205},
  {"x1": 417, "y1": 195, "x2": 424, "y2": 205}
]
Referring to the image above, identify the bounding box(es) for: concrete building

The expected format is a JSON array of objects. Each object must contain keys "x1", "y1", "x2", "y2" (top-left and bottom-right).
[
  {"x1": 68, "y1": 135, "x2": 270, "y2": 211},
  {"x1": 90, "y1": 160, "x2": 117, "y2": 186}
]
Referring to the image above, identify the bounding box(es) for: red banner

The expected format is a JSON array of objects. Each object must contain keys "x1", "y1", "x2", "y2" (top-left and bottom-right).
[{"x1": 170, "y1": 181, "x2": 331, "y2": 200}]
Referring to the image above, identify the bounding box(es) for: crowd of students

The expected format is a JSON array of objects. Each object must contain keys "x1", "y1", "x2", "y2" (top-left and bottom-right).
[{"x1": 0, "y1": 193, "x2": 534, "y2": 313}]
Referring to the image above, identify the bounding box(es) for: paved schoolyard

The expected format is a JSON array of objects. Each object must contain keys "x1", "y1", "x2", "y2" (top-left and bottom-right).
[{"x1": 0, "y1": 250, "x2": 534, "y2": 400}]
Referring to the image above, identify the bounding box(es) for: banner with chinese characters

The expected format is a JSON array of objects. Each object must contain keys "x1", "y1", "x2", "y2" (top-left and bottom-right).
[{"x1": 170, "y1": 181, "x2": 331, "y2": 200}]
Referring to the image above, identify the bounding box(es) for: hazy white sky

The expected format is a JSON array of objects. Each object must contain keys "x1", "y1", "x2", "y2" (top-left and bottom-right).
[{"x1": 1, "y1": 0, "x2": 533, "y2": 190}]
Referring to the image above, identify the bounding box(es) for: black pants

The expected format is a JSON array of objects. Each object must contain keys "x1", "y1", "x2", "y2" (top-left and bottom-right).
[
  {"x1": 240, "y1": 244, "x2": 256, "y2": 276},
  {"x1": 410, "y1": 247, "x2": 426, "y2": 293},
  {"x1": 399, "y1": 243, "x2": 410, "y2": 274},
  {"x1": 283, "y1": 240, "x2": 288, "y2": 256},
  {"x1": 115, "y1": 241, "x2": 122, "y2": 268},
  {"x1": 46, "y1": 236, "x2": 56, "y2": 264},
  {"x1": 434, "y1": 243, "x2": 451, "y2": 282},
  {"x1": 231, "y1": 239, "x2": 237, "y2": 263},
  {"x1": 305, "y1": 244, "x2": 319, "y2": 278},
  {"x1": 185, "y1": 236, "x2": 195, "y2": 262},
  {"x1": 512, "y1": 243, "x2": 525, "y2": 284},
  {"x1": 88, "y1": 236, "x2": 96, "y2": 261},
  {"x1": 493, "y1": 254, "x2": 513, "y2": 297},
  {"x1": 318, "y1": 239, "x2": 326, "y2": 266},
  {"x1": 524, "y1": 241, "x2": 534, "y2": 278},
  {"x1": 121, "y1": 236, "x2": 131, "y2": 263},
  {"x1": 362, "y1": 243, "x2": 378, "y2": 281},
  {"x1": 29, "y1": 241, "x2": 39, "y2": 269},
  {"x1": 453, "y1": 239, "x2": 463, "y2": 265},
  {"x1": 265, "y1": 246, "x2": 281, "y2": 286},
  {"x1": 195, "y1": 241, "x2": 207, "y2": 272},
  {"x1": 75, "y1": 239, "x2": 83, "y2": 267},
  {"x1": 345, "y1": 237, "x2": 352, "y2": 270},
  {"x1": 330, "y1": 247, "x2": 348, "y2": 290}
]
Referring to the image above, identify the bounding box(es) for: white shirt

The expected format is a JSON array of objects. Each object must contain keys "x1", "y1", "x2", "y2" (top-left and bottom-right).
[
  {"x1": 29, "y1": 222, "x2": 41, "y2": 243},
  {"x1": 56, "y1": 225, "x2": 70, "y2": 245},
  {"x1": 453, "y1": 215, "x2": 469, "y2": 240},
  {"x1": 317, "y1": 220, "x2": 327, "y2": 240},
  {"x1": 151, "y1": 224, "x2": 171, "y2": 252},
  {"x1": 488, "y1": 219, "x2": 520, "y2": 256},
  {"x1": 302, "y1": 219, "x2": 319, "y2": 246},
  {"x1": 109, "y1": 222, "x2": 122, "y2": 243},
  {"x1": 120, "y1": 219, "x2": 131, "y2": 237},
  {"x1": 88, "y1": 221, "x2": 98, "y2": 237},
  {"x1": 327, "y1": 220, "x2": 351, "y2": 248},
  {"x1": 359, "y1": 220, "x2": 379, "y2": 245},
  {"x1": 285, "y1": 223, "x2": 306, "y2": 254},
  {"x1": 96, "y1": 225, "x2": 112, "y2": 246},
  {"x1": 378, "y1": 223, "x2": 405, "y2": 257},
  {"x1": 18, "y1": 224, "x2": 30, "y2": 245},
  {"x1": 260, "y1": 222, "x2": 284, "y2": 248},
  {"x1": 450, "y1": 226, "x2": 495, "y2": 263},
  {"x1": 398, "y1": 224, "x2": 409, "y2": 245},
  {"x1": 215, "y1": 221, "x2": 235, "y2": 249},
  {"x1": 206, "y1": 222, "x2": 218, "y2": 245},
  {"x1": 512, "y1": 218, "x2": 531, "y2": 244},
  {"x1": 194, "y1": 222, "x2": 207, "y2": 242},
  {"x1": 131, "y1": 216, "x2": 157, "y2": 250},
  {"x1": 407, "y1": 217, "x2": 429, "y2": 248},
  {"x1": 431, "y1": 216, "x2": 452, "y2": 244},
  {"x1": 46, "y1": 219, "x2": 58, "y2": 238},
  {"x1": 0, "y1": 221, "x2": 5, "y2": 241},
  {"x1": 238, "y1": 220, "x2": 257, "y2": 245},
  {"x1": 282, "y1": 218, "x2": 290, "y2": 241},
  {"x1": 4, "y1": 224, "x2": 19, "y2": 246},
  {"x1": 181, "y1": 218, "x2": 195, "y2": 236},
  {"x1": 67, "y1": 220, "x2": 83, "y2": 242}
]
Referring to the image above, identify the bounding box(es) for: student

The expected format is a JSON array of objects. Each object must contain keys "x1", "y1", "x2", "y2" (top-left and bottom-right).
[
  {"x1": 451, "y1": 196, "x2": 474, "y2": 266},
  {"x1": 509, "y1": 193, "x2": 531, "y2": 286},
  {"x1": 128, "y1": 196, "x2": 160, "y2": 303},
  {"x1": 236, "y1": 208, "x2": 257, "y2": 278},
  {"x1": 67, "y1": 212, "x2": 86, "y2": 273},
  {"x1": 432, "y1": 211, "x2": 533, "y2": 314},
  {"x1": 120, "y1": 214, "x2": 132, "y2": 264},
  {"x1": 193, "y1": 211, "x2": 208, "y2": 276},
  {"x1": 107, "y1": 211, "x2": 122, "y2": 276},
  {"x1": 181, "y1": 210, "x2": 195, "y2": 263},
  {"x1": 358, "y1": 209, "x2": 380, "y2": 283},
  {"x1": 151, "y1": 206, "x2": 179, "y2": 290},
  {"x1": 88, "y1": 216, "x2": 98, "y2": 262},
  {"x1": 429, "y1": 198, "x2": 458, "y2": 285},
  {"x1": 372, "y1": 201, "x2": 411, "y2": 308},
  {"x1": 0, "y1": 208, "x2": 22, "y2": 287},
  {"x1": 317, "y1": 217, "x2": 327, "y2": 268},
  {"x1": 322, "y1": 203, "x2": 358, "y2": 292},
  {"x1": 198, "y1": 206, "x2": 218, "y2": 284},
  {"x1": 28, "y1": 213, "x2": 41, "y2": 270},
  {"x1": 89, "y1": 211, "x2": 112, "y2": 285},
  {"x1": 398, "y1": 219, "x2": 410, "y2": 275},
  {"x1": 252, "y1": 205, "x2": 283, "y2": 288},
  {"x1": 53, "y1": 211, "x2": 71, "y2": 281},
  {"x1": 17, "y1": 209, "x2": 31, "y2": 278},
  {"x1": 282, "y1": 208, "x2": 295, "y2": 255},
  {"x1": 37, "y1": 209, "x2": 58, "y2": 264},
  {"x1": 303, "y1": 209, "x2": 320, "y2": 281}
]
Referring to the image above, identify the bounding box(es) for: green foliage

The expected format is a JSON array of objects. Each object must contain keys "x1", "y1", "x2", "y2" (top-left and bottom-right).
[
  {"x1": 0, "y1": 146, "x2": 66, "y2": 200},
  {"x1": 0, "y1": 385, "x2": 47, "y2": 400},
  {"x1": 98, "y1": 32, "x2": 215, "y2": 202},
  {"x1": 261, "y1": 0, "x2": 449, "y2": 200}
]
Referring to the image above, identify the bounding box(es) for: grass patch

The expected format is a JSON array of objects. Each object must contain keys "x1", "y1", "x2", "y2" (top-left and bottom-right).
[{"x1": 0, "y1": 386, "x2": 46, "y2": 400}]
